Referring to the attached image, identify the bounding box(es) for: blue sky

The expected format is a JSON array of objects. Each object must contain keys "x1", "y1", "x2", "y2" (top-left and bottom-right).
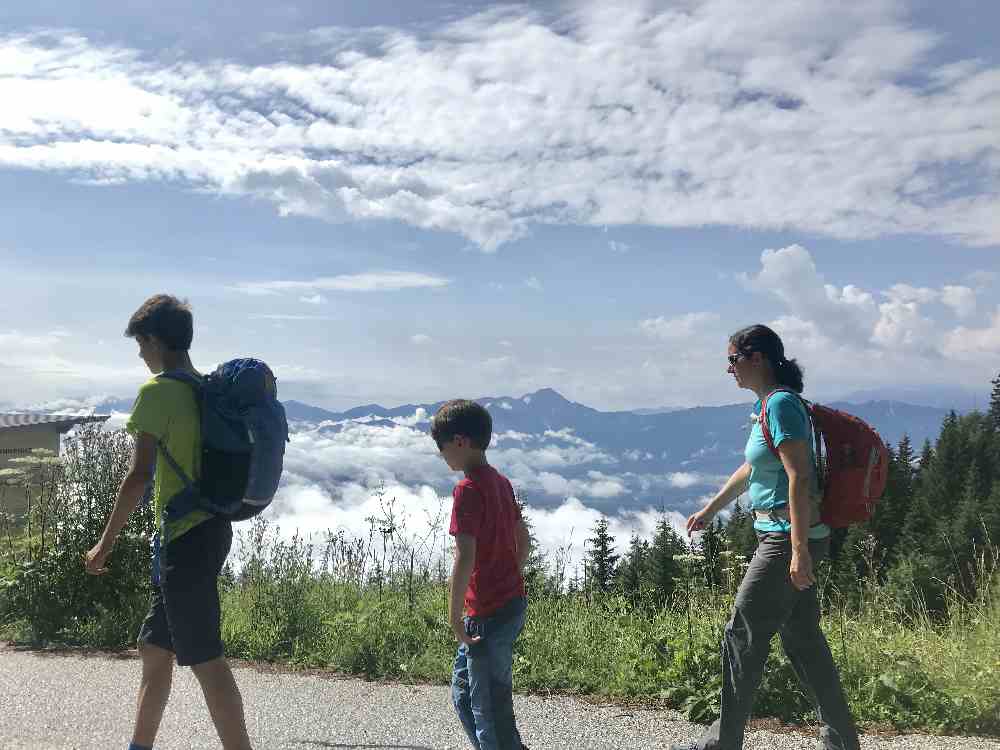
[{"x1": 2, "y1": 0, "x2": 999, "y2": 412}]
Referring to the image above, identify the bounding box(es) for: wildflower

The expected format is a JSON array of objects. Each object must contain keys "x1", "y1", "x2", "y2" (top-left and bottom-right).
[
  {"x1": 675, "y1": 554, "x2": 704, "y2": 564},
  {"x1": 0, "y1": 468, "x2": 25, "y2": 485}
]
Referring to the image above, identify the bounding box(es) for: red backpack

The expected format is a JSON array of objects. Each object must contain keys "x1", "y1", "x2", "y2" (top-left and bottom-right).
[{"x1": 759, "y1": 390, "x2": 890, "y2": 528}]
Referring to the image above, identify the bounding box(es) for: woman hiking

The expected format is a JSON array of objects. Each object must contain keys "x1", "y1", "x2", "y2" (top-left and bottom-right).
[{"x1": 670, "y1": 324, "x2": 860, "y2": 750}]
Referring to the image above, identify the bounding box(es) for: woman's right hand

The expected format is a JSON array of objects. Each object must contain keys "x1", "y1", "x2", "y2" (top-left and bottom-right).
[{"x1": 686, "y1": 508, "x2": 715, "y2": 536}]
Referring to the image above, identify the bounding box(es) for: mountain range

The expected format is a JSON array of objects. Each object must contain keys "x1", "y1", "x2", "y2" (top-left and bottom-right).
[
  {"x1": 16, "y1": 387, "x2": 957, "y2": 515},
  {"x1": 276, "y1": 388, "x2": 951, "y2": 512}
]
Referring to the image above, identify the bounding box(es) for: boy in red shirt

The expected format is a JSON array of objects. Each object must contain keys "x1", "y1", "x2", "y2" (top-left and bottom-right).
[{"x1": 432, "y1": 399, "x2": 532, "y2": 750}]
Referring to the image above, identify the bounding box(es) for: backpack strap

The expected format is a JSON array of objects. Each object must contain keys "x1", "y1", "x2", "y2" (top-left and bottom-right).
[
  {"x1": 759, "y1": 389, "x2": 826, "y2": 493},
  {"x1": 758, "y1": 388, "x2": 797, "y2": 460},
  {"x1": 153, "y1": 370, "x2": 205, "y2": 521},
  {"x1": 157, "y1": 369, "x2": 202, "y2": 389}
]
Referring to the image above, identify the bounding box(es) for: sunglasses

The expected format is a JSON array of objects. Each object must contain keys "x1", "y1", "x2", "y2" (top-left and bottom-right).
[{"x1": 727, "y1": 352, "x2": 749, "y2": 366}]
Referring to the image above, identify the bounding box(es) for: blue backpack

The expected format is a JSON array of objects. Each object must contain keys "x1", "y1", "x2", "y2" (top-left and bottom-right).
[{"x1": 157, "y1": 358, "x2": 289, "y2": 524}]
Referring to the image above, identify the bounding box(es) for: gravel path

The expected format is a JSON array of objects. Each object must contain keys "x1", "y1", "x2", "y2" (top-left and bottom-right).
[{"x1": 1, "y1": 650, "x2": 996, "y2": 750}]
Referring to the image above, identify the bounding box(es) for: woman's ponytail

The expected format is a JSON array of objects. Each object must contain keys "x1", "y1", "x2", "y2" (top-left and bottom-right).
[{"x1": 773, "y1": 356, "x2": 804, "y2": 393}]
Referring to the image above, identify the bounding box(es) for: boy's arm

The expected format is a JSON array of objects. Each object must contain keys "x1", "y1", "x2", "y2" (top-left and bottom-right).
[
  {"x1": 449, "y1": 533, "x2": 481, "y2": 646},
  {"x1": 83, "y1": 432, "x2": 157, "y2": 575},
  {"x1": 515, "y1": 518, "x2": 532, "y2": 570}
]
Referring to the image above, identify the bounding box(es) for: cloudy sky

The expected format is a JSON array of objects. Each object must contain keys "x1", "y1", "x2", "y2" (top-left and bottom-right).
[{"x1": 2, "y1": 0, "x2": 1000, "y2": 415}]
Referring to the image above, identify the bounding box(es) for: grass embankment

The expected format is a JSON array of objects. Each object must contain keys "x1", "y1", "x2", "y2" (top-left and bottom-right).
[{"x1": 219, "y1": 574, "x2": 1000, "y2": 736}]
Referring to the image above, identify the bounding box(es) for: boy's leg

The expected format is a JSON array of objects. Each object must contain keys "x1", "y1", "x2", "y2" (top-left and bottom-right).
[
  {"x1": 465, "y1": 598, "x2": 528, "y2": 750},
  {"x1": 485, "y1": 600, "x2": 527, "y2": 750},
  {"x1": 134, "y1": 579, "x2": 176, "y2": 748},
  {"x1": 191, "y1": 657, "x2": 252, "y2": 750},
  {"x1": 451, "y1": 643, "x2": 482, "y2": 749},
  {"x1": 779, "y1": 539, "x2": 860, "y2": 750},
  {"x1": 162, "y1": 518, "x2": 250, "y2": 749},
  {"x1": 132, "y1": 643, "x2": 174, "y2": 748}
]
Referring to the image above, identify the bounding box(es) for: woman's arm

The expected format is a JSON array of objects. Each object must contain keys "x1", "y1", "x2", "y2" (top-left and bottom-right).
[
  {"x1": 777, "y1": 438, "x2": 815, "y2": 590},
  {"x1": 686, "y1": 462, "x2": 750, "y2": 535}
]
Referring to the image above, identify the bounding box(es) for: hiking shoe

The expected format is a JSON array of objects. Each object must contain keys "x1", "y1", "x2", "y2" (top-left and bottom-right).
[{"x1": 668, "y1": 743, "x2": 701, "y2": 750}]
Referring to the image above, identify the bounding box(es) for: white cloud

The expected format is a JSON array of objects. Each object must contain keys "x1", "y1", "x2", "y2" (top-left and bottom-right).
[
  {"x1": 740, "y1": 245, "x2": 878, "y2": 344},
  {"x1": 666, "y1": 472, "x2": 704, "y2": 489},
  {"x1": 390, "y1": 408, "x2": 430, "y2": 427},
  {"x1": 1, "y1": 4, "x2": 997, "y2": 250},
  {"x1": 249, "y1": 314, "x2": 337, "y2": 321},
  {"x1": 871, "y1": 289, "x2": 937, "y2": 351},
  {"x1": 941, "y1": 285, "x2": 976, "y2": 318},
  {"x1": 524, "y1": 276, "x2": 543, "y2": 291},
  {"x1": 609, "y1": 240, "x2": 629, "y2": 254},
  {"x1": 299, "y1": 294, "x2": 328, "y2": 305},
  {"x1": 410, "y1": 334, "x2": 433, "y2": 345},
  {"x1": 640, "y1": 312, "x2": 720, "y2": 341},
  {"x1": 942, "y1": 306, "x2": 1000, "y2": 359},
  {"x1": 239, "y1": 418, "x2": 694, "y2": 579},
  {"x1": 235, "y1": 271, "x2": 450, "y2": 295}
]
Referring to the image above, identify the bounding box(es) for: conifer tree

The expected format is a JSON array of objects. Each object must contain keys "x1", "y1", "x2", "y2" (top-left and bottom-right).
[
  {"x1": 696, "y1": 519, "x2": 726, "y2": 588},
  {"x1": 616, "y1": 532, "x2": 649, "y2": 602},
  {"x1": 647, "y1": 516, "x2": 685, "y2": 603},
  {"x1": 514, "y1": 491, "x2": 548, "y2": 593},
  {"x1": 724, "y1": 499, "x2": 757, "y2": 560},
  {"x1": 989, "y1": 373, "x2": 1000, "y2": 430},
  {"x1": 584, "y1": 517, "x2": 620, "y2": 595},
  {"x1": 870, "y1": 442, "x2": 910, "y2": 569}
]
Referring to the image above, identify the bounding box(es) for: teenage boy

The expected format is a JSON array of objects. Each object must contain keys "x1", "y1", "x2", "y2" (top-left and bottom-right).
[
  {"x1": 84, "y1": 294, "x2": 252, "y2": 750},
  {"x1": 432, "y1": 399, "x2": 532, "y2": 750}
]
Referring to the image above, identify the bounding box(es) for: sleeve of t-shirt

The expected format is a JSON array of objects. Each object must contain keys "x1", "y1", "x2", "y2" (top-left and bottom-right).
[
  {"x1": 125, "y1": 380, "x2": 170, "y2": 441},
  {"x1": 449, "y1": 481, "x2": 484, "y2": 539},
  {"x1": 767, "y1": 392, "x2": 810, "y2": 448}
]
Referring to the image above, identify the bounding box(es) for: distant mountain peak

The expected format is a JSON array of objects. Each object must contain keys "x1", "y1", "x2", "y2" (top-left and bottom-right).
[{"x1": 523, "y1": 387, "x2": 570, "y2": 403}]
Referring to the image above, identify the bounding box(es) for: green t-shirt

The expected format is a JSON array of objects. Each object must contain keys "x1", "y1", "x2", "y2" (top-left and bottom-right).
[{"x1": 126, "y1": 375, "x2": 211, "y2": 543}]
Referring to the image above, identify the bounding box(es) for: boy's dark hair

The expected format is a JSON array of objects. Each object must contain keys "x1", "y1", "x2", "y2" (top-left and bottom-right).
[
  {"x1": 125, "y1": 294, "x2": 194, "y2": 351},
  {"x1": 431, "y1": 399, "x2": 493, "y2": 451}
]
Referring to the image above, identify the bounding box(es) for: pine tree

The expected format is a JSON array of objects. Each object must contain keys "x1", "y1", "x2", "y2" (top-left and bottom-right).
[
  {"x1": 724, "y1": 499, "x2": 757, "y2": 560},
  {"x1": 870, "y1": 441, "x2": 911, "y2": 570},
  {"x1": 989, "y1": 373, "x2": 1000, "y2": 430},
  {"x1": 514, "y1": 493, "x2": 548, "y2": 594},
  {"x1": 584, "y1": 517, "x2": 620, "y2": 595},
  {"x1": 829, "y1": 523, "x2": 868, "y2": 607},
  {"x1": 647, "y1": 516, "x2": 685, "y2": 603},
  {"x1": 951, "y1": 453, "x2": 994, "y2": 597},
  {"x1": 616, "y1": 532, "x2": 649, "y2": 602},
  {"x1": 696, "y1": 519, "x2": 726, "y2": 588}
]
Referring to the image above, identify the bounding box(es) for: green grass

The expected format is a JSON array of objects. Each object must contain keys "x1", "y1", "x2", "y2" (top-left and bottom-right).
[{"x1": 217, "y1": 575, "x2": 1000, "y2": 736}]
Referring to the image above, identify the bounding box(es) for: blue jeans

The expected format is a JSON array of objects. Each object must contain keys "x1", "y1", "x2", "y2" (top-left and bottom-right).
[{"x1": 451, "y1": 596, "x2": 527, "y2": 750}]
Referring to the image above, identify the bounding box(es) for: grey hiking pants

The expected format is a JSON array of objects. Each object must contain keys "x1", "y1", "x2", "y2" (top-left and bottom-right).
[{"x1": 697, "y1": 532, "x2": 860, "y2": 750}]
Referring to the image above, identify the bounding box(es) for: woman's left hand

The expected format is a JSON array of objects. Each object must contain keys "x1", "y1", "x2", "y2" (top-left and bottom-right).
[{"x1": 790, "y1": 549, "x2": 815, "y2": 590}]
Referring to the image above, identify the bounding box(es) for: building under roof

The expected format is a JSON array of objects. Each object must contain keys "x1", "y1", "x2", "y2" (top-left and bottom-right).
[{"x1": 0, "y1": 413, "x2": 110, "y2": 467}]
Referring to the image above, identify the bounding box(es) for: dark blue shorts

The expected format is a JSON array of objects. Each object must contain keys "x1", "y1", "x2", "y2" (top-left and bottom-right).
[{"x1": 138, "y1": 516, "x2": 232, "y2": 667}]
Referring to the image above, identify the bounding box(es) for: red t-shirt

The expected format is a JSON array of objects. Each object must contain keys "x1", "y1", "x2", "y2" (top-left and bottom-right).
[{"x1": 449, "y1": 464, "x2": 526, "y2": 617}]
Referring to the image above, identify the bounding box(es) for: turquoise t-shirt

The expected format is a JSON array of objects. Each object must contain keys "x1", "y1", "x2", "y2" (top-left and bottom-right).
[{"x1": 745, "y1": 391, "x2": 830, "y2": 539}]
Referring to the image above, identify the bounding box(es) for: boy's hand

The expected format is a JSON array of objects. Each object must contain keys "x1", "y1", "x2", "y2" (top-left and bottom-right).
[
  {"x1": 451, "y1": 618, "x2": 481, "y2": 647},
  {"x1": 83, "y1": 541, "x2": 113, "y2": 575}
]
